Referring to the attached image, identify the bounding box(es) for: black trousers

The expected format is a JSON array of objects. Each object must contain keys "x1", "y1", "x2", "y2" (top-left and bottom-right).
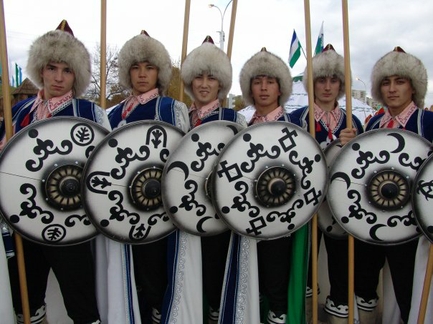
[
  {"x1": 8, "y1": 238, "x2": 100, "y2": 324},
  {"x1": 307, "y1": 228, "x2": 349, "y2": 306},
  {"x1": 132, "y1": 236, "x2": 168, "y2": 317},
  {"x1": 354, "y1": 238, "x2": 418, "y2": 323},
  {"x1": 201, "y1": 230, "x2": 231, "y2": 310},
  {"x1": 257, "y1": 236, "x2": 293, "y2": 313}
]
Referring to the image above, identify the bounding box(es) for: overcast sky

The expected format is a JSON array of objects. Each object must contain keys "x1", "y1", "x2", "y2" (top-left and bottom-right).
[{"x1": 3, "y1": 0, "x2": 433, "y2": 107}]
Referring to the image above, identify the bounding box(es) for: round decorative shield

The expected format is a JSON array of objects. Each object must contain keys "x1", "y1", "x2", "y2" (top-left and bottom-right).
[
  {"x1": 412, "y1": 152, "x2": 433, "y2": 243},
  {"x1": 82, "y1": 120, "x2": 184, "y2": 244},
  {"x1": 327, "y1": 128, "x2": 430, "y2": 245},
  {"x1": 211, "y1": 121, "x2": 328, "y2": 240},
  {"x1": 317, "y1": 140, "x2": 348, "y2": 239},
  {"x1": 0, "y1": 117, "x2": 109, "y2": 246},
  {"x1": 162, "y1": 121, "x2": 245, "y2": 236}
]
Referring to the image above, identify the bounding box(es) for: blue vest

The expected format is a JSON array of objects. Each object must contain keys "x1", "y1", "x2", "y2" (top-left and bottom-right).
[
  {"x1": 289, "y1": 106, "x2": 364, "y2": 146},
  {"x1": 108, "y1": 97, "x2": 176, "y2": 129},
  {"x1": 365, "y1": 108, "x2": 433, "y2": 142},
  {"x1": 1, "y1": 97, "x2": 102, "y2": 136}
]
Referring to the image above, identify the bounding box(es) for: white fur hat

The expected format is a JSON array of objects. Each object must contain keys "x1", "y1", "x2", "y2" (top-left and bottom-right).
[
  {"x1": 239, "y1": 47, "x2": 292, "y2": 106},
  {"x1": 118, "y1": 30, "x2": 172, "y2": 95},
  {"x1": 302, "y1": 44, "x2": 347, "y2": 100},
  {"x1": 371, "y1": 46, "x2": 427, "y2": 108},
  {"x1": 181, "y1": 36, "x2": 232, "y2": 101},
  {"x1": 26, "y1": 20, "x2": 91, "y2": 97}
]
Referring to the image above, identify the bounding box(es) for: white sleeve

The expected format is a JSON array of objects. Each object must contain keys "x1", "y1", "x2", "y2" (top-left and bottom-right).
[
  {"x1": 173, "y1": 100, "x2": 191, "y2": 133},
  {"x1": 94, "y1": 105, "x2": 112, "y2": 131}
]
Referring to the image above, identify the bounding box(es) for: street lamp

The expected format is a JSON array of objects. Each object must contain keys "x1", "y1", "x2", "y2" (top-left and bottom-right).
[
  {"x1": 356, "y1": 77, "x2": 367, "y2": 103},
  {"x1": 208, "y1": 0, "x2": 233, "y2": 51}
]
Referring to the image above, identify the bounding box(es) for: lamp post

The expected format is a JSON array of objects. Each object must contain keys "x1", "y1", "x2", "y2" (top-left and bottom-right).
[
  {"x1": 356, "y1": 77, "x2": 367, "y2": 103},
  {"x1": 208, "y1": 0, "x2": 233, "y2": 51}
]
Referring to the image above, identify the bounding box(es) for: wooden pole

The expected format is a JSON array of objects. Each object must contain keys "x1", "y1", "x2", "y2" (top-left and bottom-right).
[
  {"x1": 417, "y1": 244, "x2": 433, "y2": 324},
  {"x1": 221, "y1": 0, "x2": 237, "y2": 108},
  {"x1": 341, "y1": 0, "x2": 355, "y2": 322},
  {"x1": 100, "y1": 0, "x2": 107, "y2": 109},
  {"x1": 225, "y1": 0, "x2": 238, "y2": 61},
  {"x1": 303, "y1": 1, "x2": 318, "y2": 323},
  {"x1": 179, "y1": 0, "x2": 191, "y2": 102},
  {"x1": 0, "y1": 1, "x2": 31, "y2": 323}
]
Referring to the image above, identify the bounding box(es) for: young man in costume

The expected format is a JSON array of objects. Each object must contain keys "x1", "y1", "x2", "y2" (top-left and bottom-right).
[
  {"x1": 1, "y1": 20, "x2": 108, "y2": 324},
  {"x1": 162, "y1": 36, "x2": 246, "y2": 324},
  {"x1": 218, "y1": 47, "x2": 307, "y2": 324},
  {"x1": 106, "y1": 30, "x2": 189, "y2": 324},
  {"x1": 358, "y1": 47, "x2": 433, "y2": 324},
  {"x1": 289, "y1": 44, "x2": 362, "y2": 324}
]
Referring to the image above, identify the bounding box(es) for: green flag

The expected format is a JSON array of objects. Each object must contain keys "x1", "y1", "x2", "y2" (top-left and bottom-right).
[
  {"x1": 286, "y1": 224, "x2": 309, "y2": 324},
  {"x1": 314, "y1": 22, "x2": 324, "y2": 56},
  {"x1": 289, "y1": 30, "x2": 302, "y2": 68}
]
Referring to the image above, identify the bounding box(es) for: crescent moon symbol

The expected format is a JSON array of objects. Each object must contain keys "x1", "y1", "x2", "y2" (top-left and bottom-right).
[
  {"x1": 196, "y1": 216, "x2": 213, "y2": 233},
  {"x1": 369, "y1": 224, "x2": 386, "y2": 242},
  {"x1": 166, "y1": 161, "x2": 189, "y2": 180},
  {"x1": 330, "y1": 172, "x2": 351, "y2": 189},
  {"x1": 388, "y1": 132, "x2": 405, "y2": 153}
]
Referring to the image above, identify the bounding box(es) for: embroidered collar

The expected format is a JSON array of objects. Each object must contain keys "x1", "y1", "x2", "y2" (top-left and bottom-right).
[
  {"x1": 31, "y1": 90, "x2": 73, "y2": 120},
  {"x1": 250, "y1": 106, "x2": 285, "y2": 124},
  {"x1": 313, "y1": 103, "x2": 341, "y2": 124},
  {"x1": 189, "y1": 99, "x2": 220, "y2": 119},
  {"x1": 379, "y1": 101, "x2": 417, "y2": 128},
  {"x1": 122, "y1": 88, "x2": 159, "y2": 119}
]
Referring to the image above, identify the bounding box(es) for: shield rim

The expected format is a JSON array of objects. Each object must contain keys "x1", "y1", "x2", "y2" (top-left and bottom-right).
[
  {"x1": 211, "y1": 121, "x2": 328, "y2": 240},
  {"x1": 0, "y1": 116, "x2": 109, "y2": 246},
  {"x1": 412, "y1": 151, "x2": 433, "y2": 243},
  {"x1": 81, "y1": 119, "x2": 185, "y2": 244},
  {"x1": 161, "y1": 120, "x2": 245, "y2": 236},
  {"x1": 327, "y1": 128, "x2": 430, "y2": 245}
]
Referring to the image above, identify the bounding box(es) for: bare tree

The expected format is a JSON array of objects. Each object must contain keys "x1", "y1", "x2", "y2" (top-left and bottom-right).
[
  {"x1": 84, "y1": 44, "x2": 127, "y2": 107},
  {"x1": 167, "y1": 59, "x2": 192, "y2": 107},
  {"x1": 84, "y1": 49, "x2": 197, "y2": 108}
]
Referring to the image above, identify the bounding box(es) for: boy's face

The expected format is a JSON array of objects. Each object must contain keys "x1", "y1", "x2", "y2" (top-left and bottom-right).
[
  {"x1": 130, "y1": 62, "x2": 159, "y2": 95},
  {"x1": 380, "y1": 75, "x2": 415, "y2": 115},
  {"x1": 41, "y1": 61, "x2": 75, "y2": 99},
  {"x1": 191, "y1": 72, "x2": 221, "y2": 108},
  {"x1": 314, "y1": 76, "x2": 341, "y2": 107},
  {"x1": 251, "y1": 75, "x2": 281, "y2": 111}
]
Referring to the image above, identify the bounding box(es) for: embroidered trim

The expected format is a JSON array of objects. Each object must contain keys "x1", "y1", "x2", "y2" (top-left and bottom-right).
[
  {"x1": 152, "y1": 308, "x2": 162, "y2": 323},
  {"x1": 324, "y1": 296, "x2": 348, "y2": 318},
  {"x1": 235, "y1": 237, "x2": 252, "y2": 324},
  {"x1": 122, "y1": 91, "x2": 159, "y2": 120},
  {"x1": 168, "y1": 231, "x2": 188, "y2": 323},
  {"x1": 208, "y1": 306, "x2": 220, "y2": 321},
  {"x1": 355, "y1": 295, "x2": 378, "y2": 311},
  {"x1": 17, "y1": 304, "x2": 46, "y2": 324},
  {"x1": 267, "y1": 310, "x2": 287, "y2": 324}
]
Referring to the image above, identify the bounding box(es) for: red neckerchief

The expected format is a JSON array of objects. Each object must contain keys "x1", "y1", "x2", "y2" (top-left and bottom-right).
[
  {"x1": 189, "y1": 99, "x2": 219, "y2": 127},
  {"x1": 31, "y1": 90, "x2": 73, "y2": 121},
  {"x1": 250, "y1": 106, "x2": 285, "y2": 125},
  {"x1": 121, "y1": 88, "x2": 159, "y2": 119},
  {"x1": 379, "y1": 101, "x2": 417, "y2": 129},
  {"x1": 20, "y1": 90, "x2": 73, "y2": 127},
  {"x1": 313, "y1": 103, "x2": 341, "y2": 140}
]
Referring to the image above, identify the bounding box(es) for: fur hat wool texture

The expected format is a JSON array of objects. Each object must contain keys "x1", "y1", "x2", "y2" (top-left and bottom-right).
[
  {"x1": 371, "y1": 46, "x2": 427, "y2": 108},
  {"x1": 181, "y1": 36, "x2": 232, "y2": 101},
  {"x1": 239, "y1": 47, "x2": 292, "y2": 106},
  {"x1": 302, "y1": 44, "x2": 347, "y2": 100},
  {"x1": 118, "y1": 30, "x2": 172, "y2": 95},
  {"x1": 26, "y1": 20, "x2": 91, "y2": 97}
]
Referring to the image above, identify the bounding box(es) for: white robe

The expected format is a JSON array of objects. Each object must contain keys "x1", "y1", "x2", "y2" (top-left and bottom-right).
[
  {"x1": 219, "y1": 234, "x2": 260, "y2": 324},
  {"x1": 163, "y1": 231, "x2": 203, "y2": 323},
  {"x1": 95, "y1": 236, "x2": 142, "y2": 323},
  {"x1": 408, "y1": 237, "x2": 433, "y2": 324},
  {"x1": 0, "y1": 236, "x2": 14, "y2": 322}
]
